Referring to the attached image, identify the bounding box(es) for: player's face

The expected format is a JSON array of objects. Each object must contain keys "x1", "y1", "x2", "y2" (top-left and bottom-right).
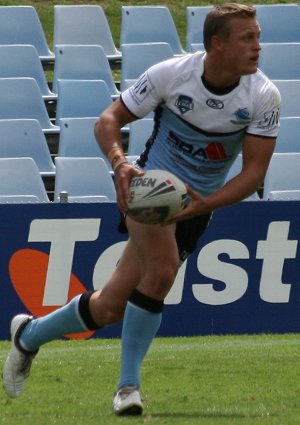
[{"x1": 221, "y1": 17, "x2": 261, "y2": 76}]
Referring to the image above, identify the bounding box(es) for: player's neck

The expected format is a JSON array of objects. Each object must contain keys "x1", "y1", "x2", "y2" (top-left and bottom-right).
[
  {"x1": 201, "y1": 74, "x2": 239, "y2": 95},
  {"x1": 203, "y1": 56, "x2": 240, "y2": 94}
]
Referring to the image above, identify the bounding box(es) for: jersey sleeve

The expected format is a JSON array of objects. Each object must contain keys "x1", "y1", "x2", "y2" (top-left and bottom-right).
[
  {"x1": 246, "y1": 80, "x2": 281, "y2": 138},
  {"x1": 121, "y1": 58, "x2": 176, "y2": 118}
]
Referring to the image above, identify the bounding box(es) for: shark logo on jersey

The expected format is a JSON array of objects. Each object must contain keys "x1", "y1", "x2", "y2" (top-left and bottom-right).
[
  {"x1": 231, "y1": 108, "x2": 251, "y2": 124},
  {"x1": 175, "y1": 95, "x2": 194, "y2": 114}
]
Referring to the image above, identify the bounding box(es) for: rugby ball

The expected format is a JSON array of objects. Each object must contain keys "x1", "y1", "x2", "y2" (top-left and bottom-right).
[{"x1": 127, "y1": 169, "x2": 188, "y2": 224}]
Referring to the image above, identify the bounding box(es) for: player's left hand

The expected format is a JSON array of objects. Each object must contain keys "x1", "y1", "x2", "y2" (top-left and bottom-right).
[{"x1": 162, "y1": 185, "x2": 210, "y2": 225}]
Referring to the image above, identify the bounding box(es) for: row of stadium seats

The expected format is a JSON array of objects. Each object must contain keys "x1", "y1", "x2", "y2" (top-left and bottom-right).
[
  {"x1": 0, "y1": 3, "x2": 300, "y2": 68},
  {"x1": 2, "y1": 151, "x2": 300, "y2": 203},
  {"x1": 0, "y1": 76, "x2": 299, "y2": 134},
  {"x1": 0, "y1": 4, "x2": 299, "y2": 202},
  {"x1": 0, "y1": 157, "x2": 116, "y2": 203}
]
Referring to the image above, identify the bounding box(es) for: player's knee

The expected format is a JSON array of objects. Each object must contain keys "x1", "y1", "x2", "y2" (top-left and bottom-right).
[{"x1": 143, "y1": 263, "x2": 178, "y2": 298}]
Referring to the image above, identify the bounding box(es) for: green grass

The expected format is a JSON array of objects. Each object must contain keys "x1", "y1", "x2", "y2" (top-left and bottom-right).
[{"x1": 1, "y1": 334, "x2": 300, "y2": 424}]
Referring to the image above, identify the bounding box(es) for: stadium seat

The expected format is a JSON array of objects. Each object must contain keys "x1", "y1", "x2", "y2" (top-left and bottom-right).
[
  {"x1": 272, "y1": 80, "x2": 300, "y2": 117},
  {"x1": 263, "y1": 152, "x2": 300, "y2": 199},
  {"x1": 186, "y1": 6, "x2": 212, "y2": 51},
  {"x1": 0, "y1": 157, "x2": 49, "y2": 202},
  {"x1": 259, "y1": 43, "x2": 300, "y2": 79},
  {"x1": 0, "y1": 45, "x2": 56, "y2": 101},
  {"x1": 190, "y1": 43, "x2": 205, "y2": 53},
  {"x1": 0, "y1": 119, "x2": 55, "y2": 177},
  {"x1": 224, "y1": 154, "x2": 260, "y2": 200},
  {"x1": 120, "y1": 6, "x2": 186, "y2": 55},
  {"x1": 275, "y1": 117, "x2": 300, "y2": 153},
  {"x1": 53, "y1": 5, "x2": 121, "y2": 63},
  {"x1": 55, "y1": 79, "x2": 113, "y2": 124},
  {"x1": 267, "y1": 190, "x2": 300, "y2": 200},
  {"x1": 0, "y1": 6, "x2": 54, "y2": 65},
  {"x1": 53, "y1": 45, "x2": 120, "y2": 99},
  {"x1": 0, "y1": 78, "x2": 59, "y2": 134},
  {"x1": 127, "y1": 118, "x2": 154, "y2": 156},
  {"x1": 58, "y1": 117, "x2": 112, "y2": 172},
  {"x1": 54, "y1": 157, "x2": 116, "y2": 202},
  {"x1": 255, "y1": 4, "x2": 300, "y2": 42},
  {"x1": 120, "y1": 42, "x2": 174, "y2": 91}
]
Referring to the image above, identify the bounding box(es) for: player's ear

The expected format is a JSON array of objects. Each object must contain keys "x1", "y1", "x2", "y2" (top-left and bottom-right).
[{"x1": 211, "y1": 35, "x2": 225, "y2": 52}]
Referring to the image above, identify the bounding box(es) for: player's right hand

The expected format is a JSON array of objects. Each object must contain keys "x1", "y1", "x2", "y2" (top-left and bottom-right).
[{"x1": 114, "y1": 163, "x2": 144, "y2": 214}]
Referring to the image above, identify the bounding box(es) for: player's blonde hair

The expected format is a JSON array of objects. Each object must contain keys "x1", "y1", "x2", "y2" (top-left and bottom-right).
[{"x1": 203, "y1": 3, "x2": 257, "y2": 51}]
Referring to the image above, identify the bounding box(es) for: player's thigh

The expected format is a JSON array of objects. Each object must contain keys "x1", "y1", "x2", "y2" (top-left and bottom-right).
[{"x1": 126, "y1": 216, "x2": 179, "y2": 270}]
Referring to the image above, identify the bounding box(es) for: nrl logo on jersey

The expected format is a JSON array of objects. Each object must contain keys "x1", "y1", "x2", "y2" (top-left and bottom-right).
[
  {"x1": 175, "y1": 95, "x2": 194, "y2": 114},
  {"x1": 230, "y1": 108, "x2": 251, "y2": 124}
]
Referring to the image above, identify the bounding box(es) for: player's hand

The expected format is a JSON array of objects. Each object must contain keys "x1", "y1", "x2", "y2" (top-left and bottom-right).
[
  {"x1": 114, "y1": 163, "x2": 144, "y2": 213},
  {"x1": 162, "y1": 185, "x2": 210, "y2": 224}
]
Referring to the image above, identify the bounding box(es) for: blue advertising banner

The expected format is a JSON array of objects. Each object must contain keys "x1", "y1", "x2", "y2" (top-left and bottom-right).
[{"x1": 0, "y1": 201, "x2": 299, "y2": 340}]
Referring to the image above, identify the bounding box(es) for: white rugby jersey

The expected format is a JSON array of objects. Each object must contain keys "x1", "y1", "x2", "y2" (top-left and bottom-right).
[{"x1": 121, "y1": 51, "x2": 281, "y2": 195}]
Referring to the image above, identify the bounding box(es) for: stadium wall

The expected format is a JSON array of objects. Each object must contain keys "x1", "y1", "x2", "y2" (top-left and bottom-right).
[{"x1": 1, "y1": 201, "x2": 299, "y2": 340}]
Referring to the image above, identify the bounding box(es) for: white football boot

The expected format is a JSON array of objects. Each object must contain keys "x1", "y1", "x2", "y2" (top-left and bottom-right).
[
  {"x1": 113, "y1": 385, "x2": 143, "y2": 415},
  {"x1": 2, "y1": 314, "x2": 37, "y2": 398}
]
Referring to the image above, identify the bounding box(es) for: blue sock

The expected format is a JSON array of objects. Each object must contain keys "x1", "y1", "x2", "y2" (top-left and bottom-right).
[
  {"x1": 118, "y1": 301, "x2": 162, "y2": 389},
  {"x1": 19, "y1": 295, "x2": 88, "y2": 352}
]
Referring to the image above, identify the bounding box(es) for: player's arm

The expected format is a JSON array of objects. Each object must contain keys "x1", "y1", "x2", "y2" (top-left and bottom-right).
[
  {"x1": 166, "y1": 133, "x2": 276, "y2": 223},
  {"x1": 94, "y1": 98, "x2": 144, "y2": 213}
]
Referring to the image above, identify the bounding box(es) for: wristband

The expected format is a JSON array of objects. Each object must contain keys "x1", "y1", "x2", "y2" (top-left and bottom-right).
[
  {"x1": 107, "y1": 145, "x2": 123, "y2": 163},
  {"x1": 112, "y1": 156, "x2": 128, "y2": 171},
  {"x1": 107, "y1": 145, "x2": 128, "y2": 171}
]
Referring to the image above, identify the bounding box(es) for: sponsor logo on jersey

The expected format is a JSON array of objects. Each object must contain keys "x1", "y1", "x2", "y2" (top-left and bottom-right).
[
  {"x1": 175, "y1": 95, "x2": 194, "y2": 114},
  {"x1": 258, "y1": 107, "x2": 280, "y2": 129},
  {"x1": 129, "y1": 73, "x2": 152, "y2": 105},
  {"x1": 168, "y1": 131, "x2": 228, "y2": 161},
  {"x1": 206, "y1": 99, "x2": 224, "y2": 109}
]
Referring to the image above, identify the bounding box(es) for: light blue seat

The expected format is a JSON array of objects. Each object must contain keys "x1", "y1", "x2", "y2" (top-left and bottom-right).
[
  {"x1": 55, "y1": 79, "x2": 113, "y2": 124},
  {"x1": 53, "y1": 45, "x2": 120, "y2": 99},
  {"x1": 0, "y1": 78, "x2": 59, "y2": 134},
  {"x1": 275, "y1": 117, "x2": 300, "y2": 153},
  {"x1": 121, "y1": 42, "x2": 174, "y2": 91},
  {"x1": 268, "y1": 190, "x2": 300, "y2": 200},
  {"x1": 186, "y1": 6, "x2": 212, "y2": 51},
  {"x1": 259, "y1": 43, "x2": 300, "y2": 79},
  {"x1": 0, "y1": 157, "x2": 49, "y2": 202},
  {"x1": 121, "y1": 6, "x2": 185, "y2": 55},
  {"x1": 224, "y1": 154, "x2": 260, "y2": 201},
  {"x1": 263, "y1": 152, "x2": 300, "y2": 199},
  {"x1": 255, "y1": 4, "x2": 300, "y2": 42},
  {"x1": 0, "y1": 195, "x2": 41, "y2": 203},
  {"x1": 127, "y1": 118, "x2": 154, "y2": 156},
  {"x1": 0, "y1": 119, "x2": 55, "y2": 177},
  {"x1": 54, "y1": 157, "x2": 116, "y2": 202},
  {"x1": 53, "y1": 5, "x2": 121, "y2": 63},
  {"x1": 190, "y1": 43, "x2": 205, "y2": 53},
  {"x1": 0, "y1": 6, "x2": 54, "y2": 65},
  {"x1": 272, "y1": 80, "x2": 300, "y2": 117},
  {"x1": 58, "y1": 117, "x2": 112, "y2": 172},
  {"x1": 0, "y1": 45, "x2": 56, "y2": 101}
]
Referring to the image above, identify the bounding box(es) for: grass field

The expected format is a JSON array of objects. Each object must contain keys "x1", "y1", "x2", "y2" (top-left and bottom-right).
[{"x1": 1, "y1": 334, "x2": 300, "y2": 424}]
